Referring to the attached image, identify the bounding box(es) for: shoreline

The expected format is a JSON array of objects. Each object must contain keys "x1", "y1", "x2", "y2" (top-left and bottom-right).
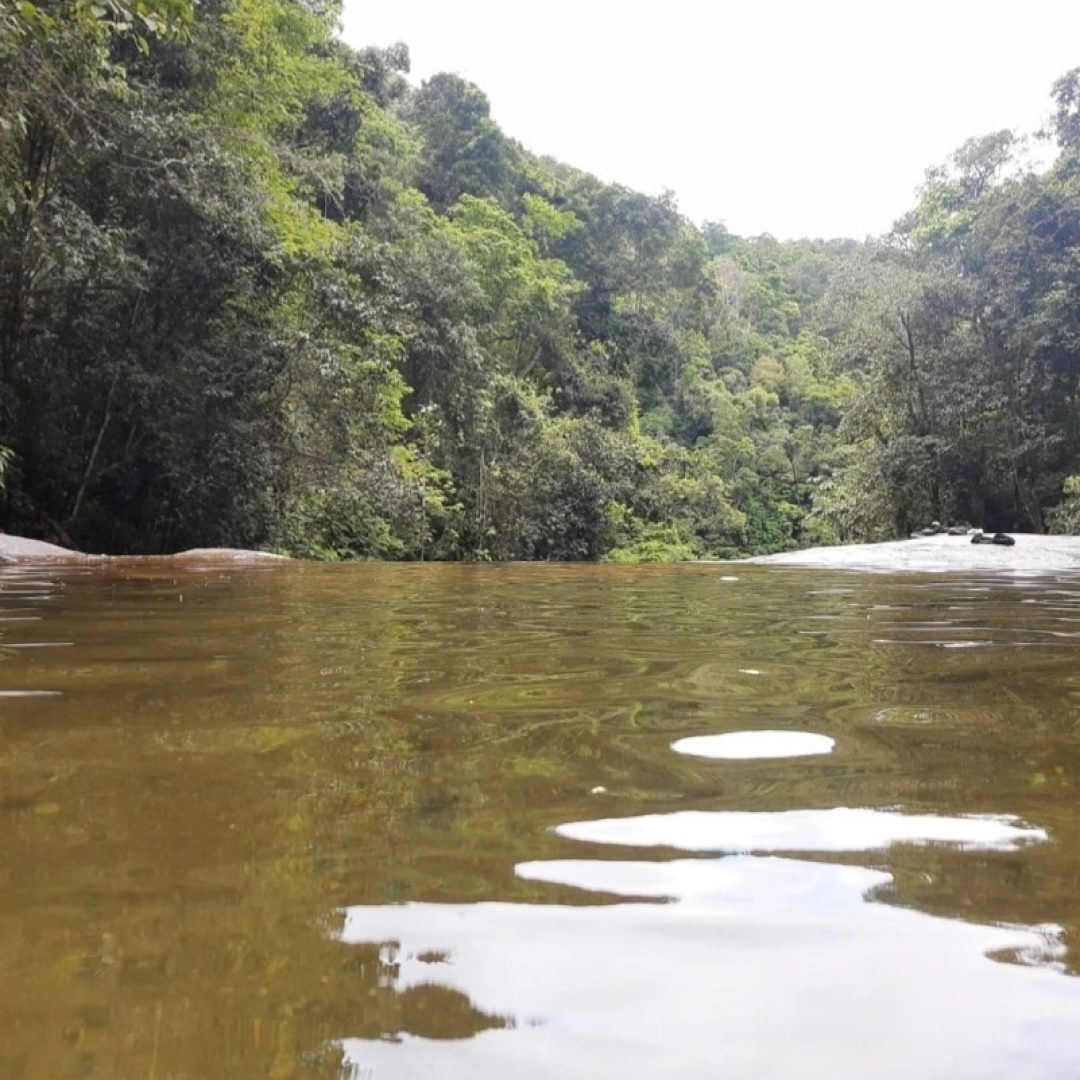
[{"x1": 5, "y1": 531, "x2": 1080, "y2": 573}]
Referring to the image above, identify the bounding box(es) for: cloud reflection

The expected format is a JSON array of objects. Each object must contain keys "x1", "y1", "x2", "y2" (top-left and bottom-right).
[
  {"x1": 671, "y1": 730, "x2": 835, "y2": 759},
  {"x1": 337, "y1": 853, "x2": 1076, "y2": 1080},
  {"x1": 556, "y1": 807, "x2": 1047, "y2": 853}
]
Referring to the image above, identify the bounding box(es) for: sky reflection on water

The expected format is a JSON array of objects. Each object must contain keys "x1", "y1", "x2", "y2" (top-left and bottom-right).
[
  {"x1": 671, "y1": 729, "x2": 835, "y2": 759},
  {"x1": 555, "y1": 807, "x2": 1048, "y2": 853},
  {"x1": 339, "y1": 852, "x2": 1077, "y2": 1080}
]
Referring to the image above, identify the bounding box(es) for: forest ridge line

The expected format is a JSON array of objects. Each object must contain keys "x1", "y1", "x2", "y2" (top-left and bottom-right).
[{"x1": 4, "y1": 0, "x2": 1080, "y2": 559}]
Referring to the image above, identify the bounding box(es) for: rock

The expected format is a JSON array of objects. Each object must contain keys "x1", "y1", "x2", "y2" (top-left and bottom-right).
[
  {"x1": 971, "y1": 532, "x2": 1017, "y2": 546},
  {"x1": 0, "y1": 534, "x2": 89, "y2": 561},
  {"x1": 0, "y1": 533, "x2": 288, "y2": 565},
  {"x1": 170, "y1": 548, "x2": 290, "y2": 562},
  {"x1": 914, "y1": 521, "x2": 945, "y2": 537},
  {"x1": 741, "y1": 532, "x2": 1079, "y2": 572}
]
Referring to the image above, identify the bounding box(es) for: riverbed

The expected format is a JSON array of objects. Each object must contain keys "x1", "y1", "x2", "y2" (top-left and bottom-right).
[{"x1": 1, "y1": 562, "x2": 1079, "y2": 1078}]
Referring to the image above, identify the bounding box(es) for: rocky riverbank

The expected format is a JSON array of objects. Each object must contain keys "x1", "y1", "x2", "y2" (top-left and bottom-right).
[
  {"x1": 744, "y1": 533, "x2": 1080, "y2": 572},
  {"x1": 0, "y1": 534, "x2": 288, "y2": 565}
]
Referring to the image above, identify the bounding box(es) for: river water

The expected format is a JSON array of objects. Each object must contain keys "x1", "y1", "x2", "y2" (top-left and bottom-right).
[{"x1": 1, "y1": 562, "x2": 1079, "y2": 1078}]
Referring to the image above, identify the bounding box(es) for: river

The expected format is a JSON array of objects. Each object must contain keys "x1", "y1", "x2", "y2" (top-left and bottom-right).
[{"x1": 1, "y1": 562, "x2": 1079, "y2": 1078}]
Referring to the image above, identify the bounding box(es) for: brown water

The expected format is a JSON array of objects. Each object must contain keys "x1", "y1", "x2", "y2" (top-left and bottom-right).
[{"x1": 2, "y1": 562, "x2": 1080, "y2": 1079}]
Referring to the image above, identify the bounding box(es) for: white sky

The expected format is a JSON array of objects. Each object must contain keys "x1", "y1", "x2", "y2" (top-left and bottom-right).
[{"x1": 339, "y1": 1, "x2": 1080, "y2": 240}]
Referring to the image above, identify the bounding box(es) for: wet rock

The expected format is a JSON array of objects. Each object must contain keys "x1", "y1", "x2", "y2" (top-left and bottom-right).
[
  {"x1": 169, "y1": 548, "x2": 289, "y2": 562},
  {"x1": 912, "y1": 521, "x2": 945, "y2": 537},
  {"x1": 971, "y1": 532, "x2": 1017, "y2": 546},
  {"x1": 0, "y1": 535, "x2": 87, "y2": 561},
  {"x1": 0, "y1": 533, "x2": 288, "y2": 565}
]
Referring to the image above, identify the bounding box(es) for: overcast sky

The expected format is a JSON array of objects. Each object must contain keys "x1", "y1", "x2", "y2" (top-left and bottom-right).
[{"x1": 340, "y1": 1, "x2": 1080, "y2": 240}]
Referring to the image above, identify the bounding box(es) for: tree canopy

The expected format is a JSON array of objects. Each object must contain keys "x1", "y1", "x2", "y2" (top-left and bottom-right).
[{"x1": 2, "y1": 2, "x2": 1080, "y2": 557}]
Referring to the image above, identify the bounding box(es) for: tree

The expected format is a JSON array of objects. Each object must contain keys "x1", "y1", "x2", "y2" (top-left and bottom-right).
[{"x1": 404, "y1": 73, "x2": 517, "y2": 212}]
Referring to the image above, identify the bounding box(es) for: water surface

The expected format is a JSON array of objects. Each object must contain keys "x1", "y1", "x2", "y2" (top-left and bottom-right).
[{"x1": 2, "y1": 562, "x2": 1080, "y2": 1078}]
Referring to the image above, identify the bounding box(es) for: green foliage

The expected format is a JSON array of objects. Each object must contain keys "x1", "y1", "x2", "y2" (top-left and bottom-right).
[
  {"x1": 6, "y1": 0, "x2": 1078, "y2": 559},
  {"x1": 404, "y1": 73, "x2": 518, "y2": 211},
  {"x1": 1047, "y1": 476, "x2": 1080, "y2": 535},
  {"x1": 814, "y1": 120, "x2": 1080, "y2": 539},
  {"x1": 2, "y1": 0, "x2": 192, "y2": 49},
  {"x1": 604, "y1": 521, "x2": 698, "y2": 564}
]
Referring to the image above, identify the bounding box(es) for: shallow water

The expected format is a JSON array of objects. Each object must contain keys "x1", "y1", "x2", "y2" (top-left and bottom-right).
[{"x1": 2, "y1": 562, "x2": 1080, "y2": 1078}]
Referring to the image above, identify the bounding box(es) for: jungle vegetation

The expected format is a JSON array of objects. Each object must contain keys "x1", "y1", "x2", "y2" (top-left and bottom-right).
[{"x1": 4, "y1": 0, "x2": 1080, "y2": 558}]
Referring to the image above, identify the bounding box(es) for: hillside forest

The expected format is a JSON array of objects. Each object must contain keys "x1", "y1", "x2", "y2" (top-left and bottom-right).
[{"x1": 5, "y1": 0, "x2": 1080, "y2": 559}]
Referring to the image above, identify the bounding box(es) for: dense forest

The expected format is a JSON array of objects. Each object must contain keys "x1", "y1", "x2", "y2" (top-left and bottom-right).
[{"x1": 3, "y1": 0, "x2": 1080, "y2": 558}]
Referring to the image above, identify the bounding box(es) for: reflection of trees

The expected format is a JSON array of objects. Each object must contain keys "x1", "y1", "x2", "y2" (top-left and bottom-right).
[
  {"x1": 344, "y1": 941, "x2": 512, "y2": 1042},
  {"x1": 370, "y1": 981, "x2": 510, "y2": 1042}
]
